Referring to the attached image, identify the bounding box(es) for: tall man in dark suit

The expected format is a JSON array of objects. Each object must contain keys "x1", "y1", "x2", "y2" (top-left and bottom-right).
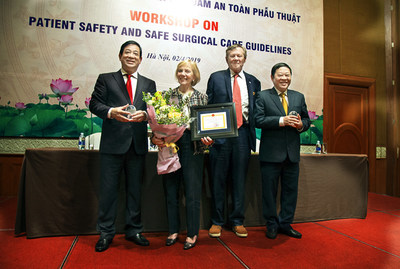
[
  {"x1": 255, "y1": 62, "x2": 310, "y2": 239},
  {"x1": 207, "y1": 44, "x2": 261, "y2": 238},
  {"x1": 89, "y1": 40, "x2": 156, "y2": 252}
]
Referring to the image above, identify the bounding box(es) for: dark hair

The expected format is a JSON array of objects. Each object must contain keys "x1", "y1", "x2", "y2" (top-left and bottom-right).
[
  {"x1": 271, "y1": 62, "x2": 292, "y2": 76},
  {"x1": 119, "y1": 40, "x2": 142, "y2": 58}
]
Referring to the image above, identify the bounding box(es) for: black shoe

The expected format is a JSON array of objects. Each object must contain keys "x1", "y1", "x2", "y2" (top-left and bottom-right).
[
  {"x1": 95, "y1": 237, "x2": 112, "y2": 252},
  {"x1": 166, "y1": 236, "x2": 178, "y2": 246},
  {"x1": 126, "y1": 233, "x2": 150, "y2": 246},
  {"x1": 183, "y1": 236, "x2": 197, "y2": 250},
  {"x1": 266, "y1": 227, "x2": 278, "y2": 239},
  {"x1": 279, "y1": 228, "x2": 302, "y2": 239}
]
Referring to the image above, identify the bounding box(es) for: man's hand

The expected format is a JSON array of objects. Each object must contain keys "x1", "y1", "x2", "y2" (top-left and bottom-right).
[
  {"x1": 110, "y1": 104, "x2": 131, "y2": 122},
  {"x1": 283, "y1": 114, "x2": 303, "y2": 129},
  {"x1": 129, "y1": 110, "x2": 147, "y2": 122},
  {"x1": 110, "y1": 104, "x2": 147, "y2": 122}
]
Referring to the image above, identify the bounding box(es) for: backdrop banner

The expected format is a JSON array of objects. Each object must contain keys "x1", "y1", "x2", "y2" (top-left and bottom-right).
[{"x1": 0, "y1": 0, "x2": 323, "y2": 142}]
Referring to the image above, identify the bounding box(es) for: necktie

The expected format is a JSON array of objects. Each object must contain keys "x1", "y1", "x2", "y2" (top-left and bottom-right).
[
  {"x1": 280, "y1": 92, "x2": 288, "y2": 115},
  {"x1": 233, "y1": 74, "x2": 243, "y2": 128},
  {"x1": 126, "y1": 74, "x2": 133, "y2": 103}
]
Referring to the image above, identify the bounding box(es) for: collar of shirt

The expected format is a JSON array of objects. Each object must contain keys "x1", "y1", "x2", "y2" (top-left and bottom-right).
[
  {"x1": 169, "y1": 87, "x2": 208, "y2": 108},
  {"x1": 275, "y1": 87, "x2": 287, "y2": 97},
  {"x1": 275, "y1": 87, "x2": 289, "y2": 108},
  {"x1": 230, "y1": 69, "x2": 247, "y2": 91},
  {"x1": 230, "y1": 69, "x2": 245, "y2": 78},
  {"x1": 177, "y1": 88, "x2": 193, "y2": 99},
  {"x1": 121, "y1": 69, "x2": 138, "y2": 82}
]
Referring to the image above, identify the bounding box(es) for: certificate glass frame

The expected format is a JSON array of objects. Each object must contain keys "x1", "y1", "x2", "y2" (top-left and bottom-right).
[{"x1": 190, "y1": 102, "x2": 238, "y2": 140}]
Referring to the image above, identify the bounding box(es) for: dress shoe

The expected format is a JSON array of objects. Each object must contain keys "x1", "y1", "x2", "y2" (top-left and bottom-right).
[
  {"x1": 183, "y1": 236, "x2": 197, "y2": 250},
  {"x1": 95, "y1": 237, "x2": 112, "y2": 252},
  {"x1": 266, "y1": 227, "x2": 278, "y2": 239},
  {"x1": 233, "y1": 225, "x2": 248, "y2": 237},
  {"x1": 165, "y1": 234, "x2": 178, "y2": 246},
  {"x1": 126, "y1": 233, "x2": 150, "y2": 246},
  {"x1": 279, "y1": 228, "x2": 302, "y2": 239},
  {"x1": 209, "y1": 224, "x2": 222, "y2": 238}
]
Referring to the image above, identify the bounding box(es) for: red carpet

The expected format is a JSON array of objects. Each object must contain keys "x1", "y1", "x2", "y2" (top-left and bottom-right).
[
  {"x1": 0, "y1": 231, "x2": 76, "y2": 268},
  {"x1": 318, "y1": 212, "x2": 400, "y2": 256},
  {"x1": 64, "y1": 232, "x2": 241, "y2": 269},
  {"x1": 217, "y1": 223, "x2": 400, "y2": 269},
  {"x1": 368, "y1": 192, "x2": 400, "y2": 212},
  {"x1": 392, "y1": 210, "x2": 400, "y2": 217},
  {"x1": 1, "y1": 193, "x2": 400, "y2": 268}
]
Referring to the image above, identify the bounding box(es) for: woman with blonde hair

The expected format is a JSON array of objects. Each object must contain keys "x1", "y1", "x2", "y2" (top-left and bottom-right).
[{"x1": 151, "y1": 60, "x2": 212, "y2": 250}]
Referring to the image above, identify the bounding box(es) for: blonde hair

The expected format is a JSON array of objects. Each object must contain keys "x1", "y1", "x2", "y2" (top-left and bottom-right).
[
  {"x1": 175, "y1": 60, "x2": 201, "y2": 86},
  {"x1": 225, "y1": 44, "x2": 247, "y2": 59}
]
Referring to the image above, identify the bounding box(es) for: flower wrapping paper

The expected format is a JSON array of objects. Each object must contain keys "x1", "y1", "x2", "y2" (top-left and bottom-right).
[{"x1": 147, "y1": 105, "x2": 187, "y2": 175}]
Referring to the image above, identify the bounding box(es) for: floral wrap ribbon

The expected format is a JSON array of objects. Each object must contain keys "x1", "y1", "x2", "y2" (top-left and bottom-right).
[{"x1": 165, "y1": 142, "x2": 179, "y2": 153}]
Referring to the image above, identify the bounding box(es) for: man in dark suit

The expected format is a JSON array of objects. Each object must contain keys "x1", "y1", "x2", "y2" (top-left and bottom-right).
[
  {"x1": 207, "y1": 44, "x2": 261, "y2": 238},
  {"x1": 89, "y1": 40, "x2": 156, "y2": 252},
  {"x1": 254, "y1": 62, "x2": 310, "y2": 239}
]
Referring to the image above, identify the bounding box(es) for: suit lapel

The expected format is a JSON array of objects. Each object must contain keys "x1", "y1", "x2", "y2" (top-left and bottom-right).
[
  {"x1": 287, "y1": 90, "x2": 295, "y2": 113},
  {"x1": 113, "y1": 71, "x2": 132, "y2": 104},
  {"x1": 224, "y1": 69, "x2": 233, "y2": 101},
  {"x1": 244, "y1": 72, "x2": 254, "y2": 110},
  {"x1": 271, "y1": 88, "x2": 286, "y2": 115},
  {"x1": 133, "y1": 74, "x2": 145, "y2": 107}
]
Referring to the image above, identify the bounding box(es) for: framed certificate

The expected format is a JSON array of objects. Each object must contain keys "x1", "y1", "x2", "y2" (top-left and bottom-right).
[{"x1": 190, "y1": 102, "x2": 238, "y2": 140}]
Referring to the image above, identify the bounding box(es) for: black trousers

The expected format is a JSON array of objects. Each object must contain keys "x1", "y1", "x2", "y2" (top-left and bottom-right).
[
  {"x1": 97, "y1": 143, "x2": 145, "y2": 239},
  {"x1": 209, "y1": 125, "x2": 251, "y2": 226},
  {"x1": 163, "y1": 132, "x2": 204, "y2": 237},
  {"x1": 260, "y1": 158, "x2": 299, "y2": 230}
]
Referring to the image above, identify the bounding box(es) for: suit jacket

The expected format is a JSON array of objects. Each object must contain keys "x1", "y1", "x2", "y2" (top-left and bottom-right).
[
  {"x1": 254, "y1": 88, "x2": 310, "y2": 163},
  {"x1": 89, "y1": 70, "x2": 156, "y2": 155},
  {"x1": 206, "y1": 69, "x2": 261, "y2": 151}
]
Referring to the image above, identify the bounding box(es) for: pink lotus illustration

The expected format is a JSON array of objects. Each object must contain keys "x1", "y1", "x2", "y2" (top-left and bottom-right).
[
  {"x1": 58, "y1": 95, "x2": 73, "y2": 104},
  {"x1": 85, "y1": 97, "x2": 91, "y2": 108},
  {"x1": 50, "y1": 78, "x2": 79, "y2": 95},
  {"x1": 15, "y1": 102, "x2": 26, "y2": 109},
  {"x1": 308, "y1": 111, "x2": 318, "y2": 120}
]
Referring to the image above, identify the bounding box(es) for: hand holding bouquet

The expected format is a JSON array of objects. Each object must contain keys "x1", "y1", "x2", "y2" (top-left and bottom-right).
[{"x1": 143, "y1": 91, "x2": 190, "y2": 175}]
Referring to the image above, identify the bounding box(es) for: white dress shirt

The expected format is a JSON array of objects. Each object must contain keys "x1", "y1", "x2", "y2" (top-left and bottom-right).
[{"x1": 107, "y1": 69, "x2": 139, "y2": 119}]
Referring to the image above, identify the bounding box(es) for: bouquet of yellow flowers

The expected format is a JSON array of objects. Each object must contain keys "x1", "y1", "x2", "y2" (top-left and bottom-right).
[
  {"x1": 143, "y1": 91, "x2": 190, "y2": 126},
  {"x1": 143, "y1": 90, "x2": 191, "y2": 175}
]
